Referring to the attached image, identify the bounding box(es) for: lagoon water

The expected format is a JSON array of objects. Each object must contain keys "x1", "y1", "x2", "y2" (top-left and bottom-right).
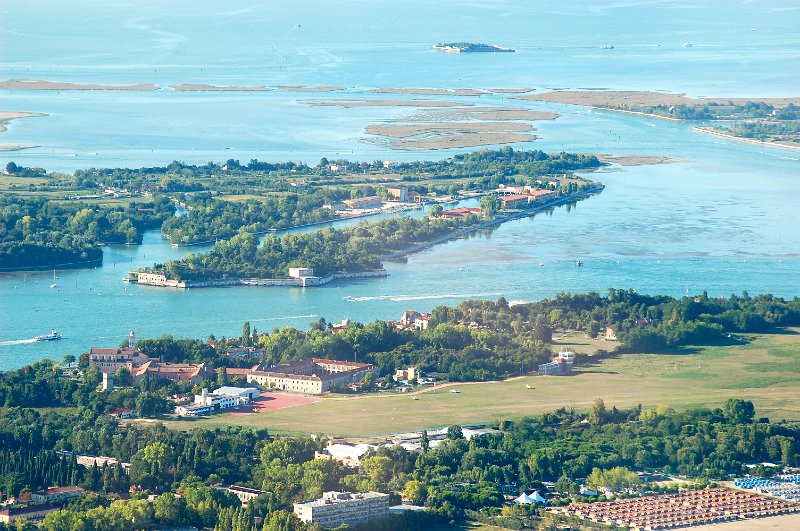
[{"x1": 1, "y1": 1, "x2": 799, "y2": 369}]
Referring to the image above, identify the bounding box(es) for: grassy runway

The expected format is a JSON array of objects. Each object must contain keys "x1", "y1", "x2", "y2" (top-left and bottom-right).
[{"x1": 164, "y1": 329, "x2": 800, "y2": 437}]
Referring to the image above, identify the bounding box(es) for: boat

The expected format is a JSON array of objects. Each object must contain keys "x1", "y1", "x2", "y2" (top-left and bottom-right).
[
  {"x1": 50, "y1": 269, "x2": 58, "y2": 288},
  {"x1": 35, "y1": 329, "x2": 62, "y2": 342},
  {"x1": 599, "y1": 44, "x2": 614, "y2": 50},
  {"x1": 576, "y1": 260, "x2": 583, "y2": 266},
  {"x1": 343, "y1": 296, "x2": 356, "y2": 301},
  {"x1": 682, "y1": 42, "x2": 694, "y2": 48}
]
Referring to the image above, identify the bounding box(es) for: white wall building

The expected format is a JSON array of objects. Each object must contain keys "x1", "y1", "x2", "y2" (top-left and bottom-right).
[{"x1": 294, "y1": 491, "x2": 390, "y2": 528}]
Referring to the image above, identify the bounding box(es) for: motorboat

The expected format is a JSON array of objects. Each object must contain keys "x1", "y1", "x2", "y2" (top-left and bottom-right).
[{"x1": 35, "y1": 329, "x2": 62, "y2": 341}]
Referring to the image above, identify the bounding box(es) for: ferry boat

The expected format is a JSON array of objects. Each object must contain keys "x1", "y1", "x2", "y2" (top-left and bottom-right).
[{"x1": 35, "y1": 329, "x2": 62, "y2": 342}]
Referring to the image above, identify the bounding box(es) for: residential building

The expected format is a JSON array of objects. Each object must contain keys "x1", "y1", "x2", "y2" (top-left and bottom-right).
[
  {"x1": 414, "y1": 312, "x2": 431, "y2": 331},
  {"x1": 387, "y1": 187, "x2": 409, "y2": 202},
  {"x1": 440, "y1": 207, "x2": 482, "y2": 219},
  {"x1": 499, "y1": 194, "x2": 532, "y2": 209},
  {"x1": 294, "y1": 491, "x2": 390, "y2": 528},
  {"x1": 394, "y1": 367, "x2": 418, "y2": 382},
  {"x1": 342, "y1": 196, "x2": 383, "y2": 210},
  {"x1": 247, "y1": 358, "x2": 378, "y2": 395},
  {"x1": 0, "y1": 505, "x2": 59, "y2": 524},
  {"x1": 132, "y1": 361, "x2": 213, "y2": 385},
  {"x1": 527, "y1": 189, "x2": 557, "y2": 204},
  {"x1": 31, "y1": 486, "x2": 85, "y2": 503},
  {"x1": 400, "y1": 310, "x2": 421, "y2": 327},
  {"x1": 225, "y1": 347, "x2": 266, "y2": 360},
  {"x1": 228, "y1": 485, "x2": 267, "y2": 506}
]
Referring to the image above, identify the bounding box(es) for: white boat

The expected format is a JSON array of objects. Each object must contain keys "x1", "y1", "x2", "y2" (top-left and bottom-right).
[
  {"x1": 599, "y1": 44, "x2": 614, "y2": 50},
  {"x1": 35, "y1": 329, "x2": 62, "y2": 341},
  {"x1": 50, "y1": 269, "x2": 58, "y2": 288}
]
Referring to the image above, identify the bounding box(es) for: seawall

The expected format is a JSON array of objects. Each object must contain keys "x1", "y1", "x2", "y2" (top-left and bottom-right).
[{"x1": 136, "y1": 269, "x2": 388, "y2": 289}]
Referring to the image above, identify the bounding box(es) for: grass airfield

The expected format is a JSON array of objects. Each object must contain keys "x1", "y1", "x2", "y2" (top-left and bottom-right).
[{"x1": 165, "y1": 329, "x2": 800, "y2": 437}]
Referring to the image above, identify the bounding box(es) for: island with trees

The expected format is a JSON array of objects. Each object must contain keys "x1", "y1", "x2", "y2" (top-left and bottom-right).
[{"x1": 0, "y1": 148, "x2": 604, "y2": 271}]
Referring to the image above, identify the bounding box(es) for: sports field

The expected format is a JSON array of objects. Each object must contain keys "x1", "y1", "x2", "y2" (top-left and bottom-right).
[{"x1": 165, "y1": 329, "x2": 800, "y2": 437}]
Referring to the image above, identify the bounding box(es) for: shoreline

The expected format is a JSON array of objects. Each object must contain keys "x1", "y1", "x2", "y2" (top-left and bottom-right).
[
  {"x1": 692, "y1": 126, "x2": 800, "y2": 152},
  {"x1": 134, "y1": 187, "x2": 602, "y2": 289}
]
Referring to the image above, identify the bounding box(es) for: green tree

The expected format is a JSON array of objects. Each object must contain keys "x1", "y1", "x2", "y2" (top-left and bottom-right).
[
  {"x1": 722, "y1": 399, "x2": 755, "y2": 424},
  {"x1": 242, "y1": 321, "x2": 251, "y2": 348}
]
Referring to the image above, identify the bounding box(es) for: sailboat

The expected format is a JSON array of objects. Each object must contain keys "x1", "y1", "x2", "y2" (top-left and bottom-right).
[{"x1": 50, "y1": 269, "x2": 58, "y2": 288}]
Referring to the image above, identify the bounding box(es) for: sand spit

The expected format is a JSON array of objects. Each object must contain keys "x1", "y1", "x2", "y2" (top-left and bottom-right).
[
  {"x1": 389, "y1": 132, "x2": 537, "y2": 150},
  {"x1": 399, "y1": 107, "x2": 558, "y2": 122},
  {"x1": 171, "y1": 84, "x2": 272, "y2": 91},
  {"x1": 489, "y1": 88, "x2": 535, "y2": 94},
  {"x1": 277, "y1": 85, "x2": 346, "y2": 92},
  {"x1": 304, "y1": 99, "x2": 470, "y2": 108},
  {"x1": 693, "y1": 126, "x2": 800, "y2": 151},
  {"x1": 597, "y1": 154, "x2": 679, "y2": 166},
  {"x1": 0, "y1": 144, "x2": 38, "y2": 152},
  {"x1": 0, "y1": 79, "x2": 158, "y2": 91},
  {"x1": 367, "y1": 121, "x2": 534, "y2": 138},
  {"x1": 517, "y1": 90, "x2": 800, "y2": 109},
  {"x1": 371, "y1": 87, "x2": 487, "y2": 96},
  {"x1": 0, "y1": 111, "x2": 47, "y2": 134}
]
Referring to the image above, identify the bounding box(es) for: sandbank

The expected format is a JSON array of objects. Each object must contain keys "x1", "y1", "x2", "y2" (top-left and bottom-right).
[
  {"x1": 366, "y1": 121, "x2": 534, "y2": 138},
  {"x1": 276, "y1": 85, "x2": 345, "y2": 92},
  {"x1": 693, "y1": 126, "x2": 800, "y2": 151},
  {"x1": 517, "y1": 90, "x2": 800, "y2": 109},
  {"x1": 400, "y1": 107, "x2": 558, "y2": 122},
  {"x1": 303, "y1": 99, "x2": 470, "y2": 108},
  {"x1": 371, "y1": 87, "x2": 487, "y2": 96},
  {"x1": 0, "y1": 145, "x2": 38, "y2": 152},
  {"x1": 388, "y1": 132, "x2": 536, "y2": 150},
  {"x1": 0, "y1": 111, "x2": 47, "y2": 135},
  {"x1": 0, "y1": 79, "x2": 158, "y2": 91},
  {"x1": 597, "y1": 154, "x2": 679, "y2": 166},
  {"x1": 171, "y1": 84, "x2": 272, "y2": 91},
  {"x1": 489, "y1": 88, "x2": 535, "y2": 94}
]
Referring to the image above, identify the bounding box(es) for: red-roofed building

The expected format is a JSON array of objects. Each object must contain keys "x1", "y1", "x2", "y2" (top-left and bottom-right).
[
  {"x1": 133, "y1": 361, "x2": 213, "y2": 385},
  {"x1": 31, "y1": 486, "x2": 85, "y2": 503},
  {"x1": 440, "y1": 207, "x2": 482, "y2": 219},
  {"x1": 247, "y1": 358, "x2": 378, "y2": 395},
  {"x1": 0, "y1": 505, "x2": 59, "y2": 524},
  {"x1": 500, "y1": 194, "x2": 532, "y2": 209}
]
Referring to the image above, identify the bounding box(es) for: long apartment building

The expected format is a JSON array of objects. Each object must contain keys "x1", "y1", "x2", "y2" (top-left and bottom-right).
[
  {"x1": 294, "y1": 491, "x2": 390, "y2": 528},
  {"x1": 247, "y1": 358, "x2": 378, "y2": 395}
]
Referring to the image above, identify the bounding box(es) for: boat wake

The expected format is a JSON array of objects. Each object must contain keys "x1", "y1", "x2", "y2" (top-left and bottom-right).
[
  {"x1": 344, "y1": 292, "x2": 502, "y2": 302},
  {"x1": 0, "y1": 338, "x2": 38, "y2": 347}
]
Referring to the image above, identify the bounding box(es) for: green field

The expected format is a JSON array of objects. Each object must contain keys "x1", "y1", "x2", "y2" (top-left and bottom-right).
[{"x1": 164, "y1": 329, "x2": 800, "y2": 437}]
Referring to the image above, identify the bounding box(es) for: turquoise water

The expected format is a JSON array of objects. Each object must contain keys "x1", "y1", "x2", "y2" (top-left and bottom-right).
[{"x1": 1, "y1": 1, "x2": 799, "y2": 369}]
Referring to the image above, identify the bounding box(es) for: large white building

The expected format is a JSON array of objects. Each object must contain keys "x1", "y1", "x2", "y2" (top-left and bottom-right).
[
  {"x1": 294, "y1": 491, "x2": 390, "y2": 528},
  {"x1": 247, "y1": 358, "x2": 378, "y2": 395},
  {"x1": 175, "y1": 386, "x2": 260, "y2": 417}
]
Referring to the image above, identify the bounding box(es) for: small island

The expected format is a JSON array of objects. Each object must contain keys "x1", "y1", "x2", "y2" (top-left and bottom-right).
[{"x1": 432, "y1": 42, "x2": 514, "y2": 53}]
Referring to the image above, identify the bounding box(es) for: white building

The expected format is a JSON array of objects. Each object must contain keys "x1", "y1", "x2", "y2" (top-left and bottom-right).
[
  {"x1": 289, "y1": 267, "x2": 314, "y2": 279},
  {"x1": 294, "y1": 491, "x2": 390, "y2": 528},
  {"x1": 176, "y1": 386, "x2": 259, "y2": 417}
]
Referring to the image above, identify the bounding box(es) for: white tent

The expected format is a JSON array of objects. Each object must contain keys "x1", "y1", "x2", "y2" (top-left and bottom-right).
[
  {"x1": 514, "y1": 493, "x2": 535, "y2": 505},
  {"x1": 530, "y1": 490, "x2": 546, "y2": 503}
]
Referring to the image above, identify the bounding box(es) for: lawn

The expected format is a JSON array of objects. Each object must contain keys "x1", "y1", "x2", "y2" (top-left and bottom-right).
[{"x1": 163, "y1": 329, "x2": 800, "y2": 437}]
